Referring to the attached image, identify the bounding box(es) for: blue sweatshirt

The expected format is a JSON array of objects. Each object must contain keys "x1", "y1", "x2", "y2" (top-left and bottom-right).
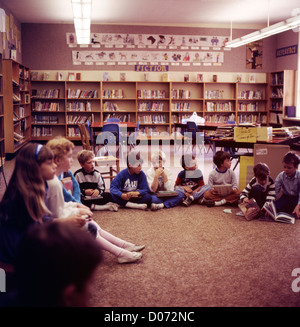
[
  {"x1": 58, "y1": 170, "x2": 81, "y2": 203},
  {"x1": 110, "y1": 168, "x2": 151, "y2": 198}
]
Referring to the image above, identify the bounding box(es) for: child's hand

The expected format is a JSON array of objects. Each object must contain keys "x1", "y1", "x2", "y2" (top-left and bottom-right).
[
  {"x1": 78, "y1": 207, "x2": 93, "y2": 217},
  {"x1": 128, "y1": 191, "x2": 140, "y2": 198},
  {"x1": 243, "y1": 198, "x2": 250, "y2": 203},
  {"x1": 85, "y1": 189, "x2": 94, "y2": 196},
  {"x1": 62, "y1": 216, "x2": 87, "y2": 228},
  {"x1": 91, "y1": 189, "x2": 100, "y2": 197},
  {"x1": 211, "y1": 188, "x2": 218, "y2": 195},
  {"x1": 155, "y1": 168, "x2": 164, "y2": 177},
  {"x1": 293, "y1": 204, "x2": 300, "y2": 218},
  {"x1": 231, "y1": 188, "x2": 238, "y2": 194}
]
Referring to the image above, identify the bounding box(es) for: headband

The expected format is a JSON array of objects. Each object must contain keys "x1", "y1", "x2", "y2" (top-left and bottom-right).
[{"x1": 35, "y1": 144, "x2": 43, "y2": 160}]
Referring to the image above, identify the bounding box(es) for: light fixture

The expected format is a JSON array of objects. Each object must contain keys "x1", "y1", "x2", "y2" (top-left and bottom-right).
[
  {"x1": 71, "y1": 0, "x2": 92, "y2": 45},
  {"x1": 225, "y1": 14, "x2": 300, "y2": 48}
]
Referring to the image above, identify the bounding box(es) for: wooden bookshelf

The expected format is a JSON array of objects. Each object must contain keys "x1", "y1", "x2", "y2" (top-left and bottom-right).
[
  {"x1": 3, "y1": 60, "x2": 31, "y2": 156},
  {"x1": 29, "y1": 77, "x2": 278, "y2": 141},
  {"x1": 268, "y1": 70, "x2": 295, "y2": 127}
]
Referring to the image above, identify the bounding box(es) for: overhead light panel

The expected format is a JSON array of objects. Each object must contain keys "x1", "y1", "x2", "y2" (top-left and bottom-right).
[
  {"x1": 225, "y1": 14, "x2": 300, "y2": 48},
  {"x1": 71, "y1": 0, "x2": 92, "y2": 45}
]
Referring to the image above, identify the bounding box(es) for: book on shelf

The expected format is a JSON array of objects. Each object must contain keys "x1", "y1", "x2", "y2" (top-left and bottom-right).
[
  {"x1": 103, "y1": 72, "x2": 110, "y2": 81},
  {"x1": 236, "y1": 74, "x2": 242, "y2": 83},
  {"x1": 184, "y1": 74, "x2": 189, "y2": 82},
  {"x1": 76, "y1": 73, "x2": 81, "y2": 81},
  {"x1": 42, "y1": 72, "x2": 50, "y2": 81},
  {"x1": 144, "y1": 73, "x2": 149, "y2": 81},
  {"x1": 196, "y1": 73, "x2": 203, "y2": 82},
  {"x1": 120, "y1": 73, "x2": 126, "y2": 81},
  {"x1": 260, "y1": 201, "x2": 295, "y2": 224},
  {"x1": 68, "y1": 72, "x2": 75, "y2": 81},
  {"x1": 13, "y1": 131, "x2": 24, "y2": 142},
  {"x1": 249, "y1": 73, "x2": 256, "y2": 83},
  {"x1": 213, "y1": 184, "x2": 232, "y2": 197},
  {"x1": 57, "y1": 72, "x2": 63, "y2": 80},
  {"x1": 238, "y1": 199, "x2": 261, "y2": 221},
  {"x1": 31, "y1": 71, "x2": 38, "y2": 81},
  {"x1": 212, "y1": 74, "x2": 218, "y2": 82}
]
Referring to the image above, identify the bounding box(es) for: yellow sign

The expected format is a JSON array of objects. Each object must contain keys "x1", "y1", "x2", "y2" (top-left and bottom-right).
[{"x1": 234, "y1": 127, "x2": 257, "y2": 143}]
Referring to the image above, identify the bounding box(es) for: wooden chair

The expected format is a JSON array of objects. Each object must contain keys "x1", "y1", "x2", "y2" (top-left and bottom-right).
[{"x1": 78, "y1": 123, "x2": 92, "y2": 151}]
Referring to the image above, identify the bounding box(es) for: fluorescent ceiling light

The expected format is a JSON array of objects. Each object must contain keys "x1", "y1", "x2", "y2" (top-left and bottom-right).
[
  {"x1": 71, "y1": 0, "x2": 92, "y2": 45},
  {"x1": 225, "y1": 15, "x2": 300, "y2": 48}
]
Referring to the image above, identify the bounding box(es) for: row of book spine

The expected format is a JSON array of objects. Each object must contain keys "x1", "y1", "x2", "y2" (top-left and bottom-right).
[
  {"x1": 102, "y1": 89, "x2": 124, "y2": 99},
  {"x1": 103, "y1": 113, "x2": 131, "y2": 122},
  {"x1": 32, "y1": 126, "x2": 53, "y2": 137},
  {"x1": 237, "y1": 113, "x2": 267, "y2": 124},
  {"x1": 137, "y1": 114, "x2": 167, "y2": 124},
  {"x1": 137, "y1": 89, "x2": 167, "y2": 99},
  {"x1": 138, "y1": 102, "x2": 165, "y2": 111},
  {"x1": 32, "y1": 89, "x2": 60, "y2": 99},
  {"x1": 32, "y1": 115, "x2": 59, "y2": 124},
  {"x1": 238, "y1": 102, "x2": 259, "y2": 111},
  {"x1": 171, "y1": 114, "x2": 192, "y2": 123},
  {"x1": 67, "y1": 89, "x2": 98, "y2": 99},
  {"x1": 32, "y1": 101, "x2": 60, "y2": 111},
  {"x1": 238, "y1": 90, "x2": 264, "y2": 99},
  {"x1": 171, "y1": 89, "x2": 191, "y2": 99},
  {"x1": 67, "y1": 101, "x2": 92, "y2": 111},
  {"x1": 67, "y1": 115, "x2": 89, "y2": 124},
  {"x1": 204, "y1": 90, "x2": 225, "y2": 99},
  {"x1": 103, "y1": 102, "x2": 119, "y2": 111},
  {"x1": 206, "y1": 101, "x2": 234, "y2": 111},
  {"x1": 67, "y1": 127, "x2": 80, "y2": 137},
  {"x1": 171, "y1": 102, "x2": 191, "y2": 111},
  {"x1": 204, "y1": 113, "x2": 236, "y2": 123}
]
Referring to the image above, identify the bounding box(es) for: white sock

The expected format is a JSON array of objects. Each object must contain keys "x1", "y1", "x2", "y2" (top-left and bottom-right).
[
  {"x1": 189, "y1": 195, "x2": 194, "y2": 201},
  {"x1": 215, "y1": 199, "x2": 227, "y2": 206},
  {"x1": 91, "y1": 203, "x2": 118, "y2": 211},
  {"x1": 125, "y1": 202, "x2": 147, "y2": 210}
]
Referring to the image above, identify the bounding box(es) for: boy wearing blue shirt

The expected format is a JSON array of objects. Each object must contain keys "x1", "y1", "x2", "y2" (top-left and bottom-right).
[{"x1": 110, "y1": 151, "x2": 152, "y2": 210}]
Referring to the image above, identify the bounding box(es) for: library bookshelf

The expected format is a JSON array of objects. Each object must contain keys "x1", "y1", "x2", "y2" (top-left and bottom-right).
[
  {"x1": 29, "y1": 78, "x2": 281, "y2": 141},
  {"x1": 268, "y1": 70, "x2": 295, "y2": 126},
  {"x1": 3, "y1": 60, "x2": 31, "y2": 157}
]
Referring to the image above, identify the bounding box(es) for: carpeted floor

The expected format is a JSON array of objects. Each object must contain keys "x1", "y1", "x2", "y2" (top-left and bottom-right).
[{"x1": 1, "y1": 144, "x2": 300, "y2": 307}]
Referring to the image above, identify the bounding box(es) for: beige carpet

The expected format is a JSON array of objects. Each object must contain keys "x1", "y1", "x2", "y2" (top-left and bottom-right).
[{"x1": 91, "y1": 204, "x2": 300, "y2": 307}]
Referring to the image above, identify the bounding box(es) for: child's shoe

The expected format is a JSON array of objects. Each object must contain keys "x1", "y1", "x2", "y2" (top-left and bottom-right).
[
  {"x1": 125, "y1": 244, "x2": 145, "y2": 252},
  {"x1": 151, "y1": 203, "x2": 164, "y2": 211},
  {"x1": 117, "y1": 252, "x2": 142, "y2": 264},
  {"x1": 182, "y1": 196, "x2": 193, "y2": 207},
  {"x1": 198, "y1": 198, "x2": 215, "y2": 207}
]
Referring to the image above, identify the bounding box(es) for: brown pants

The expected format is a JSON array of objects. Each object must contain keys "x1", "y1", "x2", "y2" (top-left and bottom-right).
[{"x1": 204, "y1": 189, "x2": 241, "y2": 203}]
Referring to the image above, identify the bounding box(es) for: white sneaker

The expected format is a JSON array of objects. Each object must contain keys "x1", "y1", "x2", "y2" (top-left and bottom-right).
[
  {"x1": 109, "y1": 204, "x2": 119, "y2": 212},
  {"x1": 151, "y1": 203, "x2": 164, "y2": 211},
  {"x1": 118, "y1": 252, "x2": 142, "y2": 264},
  {"x1": 125, "y1": 244, "x2": 145, "y2": 252}
]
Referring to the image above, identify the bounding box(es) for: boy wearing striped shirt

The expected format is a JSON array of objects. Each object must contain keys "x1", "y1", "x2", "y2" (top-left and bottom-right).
[{"x1": 240, "y1": 163, "x2": 275, "y2": 208}]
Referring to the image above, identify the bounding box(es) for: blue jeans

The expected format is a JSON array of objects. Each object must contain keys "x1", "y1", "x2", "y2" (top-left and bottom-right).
[
  {"x1": 151, "y1": 190, "x2": 185, "y2": 208},
  {"x1": 175, "y1": 184, "x2": 212, "y2": 201},
  {"x1": 275, "y1": 194, "x2": 298, "y2": 215}
]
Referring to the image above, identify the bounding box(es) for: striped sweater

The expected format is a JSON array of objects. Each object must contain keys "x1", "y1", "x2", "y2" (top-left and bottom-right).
[{"x1": 240, "y1": 176, "x2": 275, "y2": 202}]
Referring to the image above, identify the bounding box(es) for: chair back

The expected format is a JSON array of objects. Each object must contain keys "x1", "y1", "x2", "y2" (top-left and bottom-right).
[
  {"x1": 186, "y1": 121, "x2": 199, "y2": 139},
  {"x1": 107, "y1": 118, "x2": 121, "y2": 122},
  {"x1": 96, "y1": 123, "x2": 120, "y2": 146},
  {"x1": 78, "y1": 123, "x2": 92, "y2": 150}
]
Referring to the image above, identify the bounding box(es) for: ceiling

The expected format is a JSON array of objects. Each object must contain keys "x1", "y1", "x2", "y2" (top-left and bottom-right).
[{"x1": 1, "y1": 0, "x2": 300, "y2": 28}]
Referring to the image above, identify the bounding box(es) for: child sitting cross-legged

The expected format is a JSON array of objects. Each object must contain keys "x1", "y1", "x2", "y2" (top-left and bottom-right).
[
  {"x1": 240, "y1": 162, "x2": 275, "y2": 208},
  {"x1": 204, "y1": 150, "x2": 241, "y2": 207},
  {"x1": 174, "y1": 154, "x2": 211, "y2": 207},
  {"x1": 74, "y1": 150, "x2": 118, "y2": 212},
  {"x1": 110, "y1": 150, "x2": 152, "y2": 210}
]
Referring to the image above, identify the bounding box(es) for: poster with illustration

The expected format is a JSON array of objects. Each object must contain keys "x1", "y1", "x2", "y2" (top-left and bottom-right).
[{"x1": 246, "y1": 41, "x2": 263, "y2": 69}]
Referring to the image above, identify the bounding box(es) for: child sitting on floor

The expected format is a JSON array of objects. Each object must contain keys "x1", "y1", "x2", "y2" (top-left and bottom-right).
[
  {"x1": 275, "y1": 151, "x2": 300, "y2": 218},
  {"x1": 205, "y1": 150, "x2": 241, "y2": 206},
  {"x1": 74, "y1": 150, "x2": 118, "y2": 212},
  {"x1": 174, "y1": 154, "x2": 211, "y2": 207},
  {"x1": 146, "y1": 150, "x2": 185, "y2": 210},
  {"x1": 110, "y1": 150, "x2": 152, "y2": 210},
  {"x1": 240, "y1": 162, "x2": 275, "y2": 208}
]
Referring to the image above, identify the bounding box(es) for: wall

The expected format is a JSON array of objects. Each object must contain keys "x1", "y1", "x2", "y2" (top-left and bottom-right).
[{"x1": 21, "y1": 23, "x2": 297, "y2": 75}]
